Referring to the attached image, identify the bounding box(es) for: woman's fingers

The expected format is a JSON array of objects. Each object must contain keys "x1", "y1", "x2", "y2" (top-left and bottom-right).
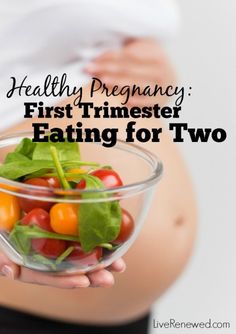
[
  {"x1": 87, "y1": 269, "x2": 114, "y2": 287},
  {"x1": 0, "y1": 252, "x2": 20, "y2": 280},
  {"x1": 13, "y1": 260, "x2": 125, "y2": 289},
  {"x1": 19, "y1": 267, "x2": 90, "y2": 288},
  {"x1": 107, "y1": 258, "x2": 126, "y2": 273},
  {"x1": 87, "y1": 258, "x2": 126, "y2": 287},
  {"x1": 86, "y1": 258, "x2": 126, "y2": 287},
  {"x1": 0, "y1": 251, "x2": 125, "y2": 289},
  {"x1": 85, "y1": 57, "x2": 160, "y2": 80},
  {"x1": 85, "y1": 38, "x2": 176, "y2": 107}
]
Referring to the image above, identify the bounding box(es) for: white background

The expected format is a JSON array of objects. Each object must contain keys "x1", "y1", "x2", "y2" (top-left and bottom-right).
[{"x1": 151, "y1": 0, "x2": 235, "y2": 333}]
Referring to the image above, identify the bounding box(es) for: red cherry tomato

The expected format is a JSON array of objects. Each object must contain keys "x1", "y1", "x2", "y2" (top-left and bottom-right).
[
  {"x1": 21, "y1": 208, "x2": 66, "y2": 258},
  {"x1": 90, "y1": 169, "x2": 123, "y2": 188},
  {"x1": 44, "y1": 177, "x2": 61, "y2": 189},
  {"x1": 114, "y1": 209, "x2": 135, "y2": 244},
  {"x1": 33, "y1": 238, "x2": 66, "y2": 259},
  {"x1": 21, "y1": 208, "x2": 52, "y2": 254},
  {"x1": 76, "y1": 169, "x2": 123, "y2": 190},
  {"x1": 76, "y1": 179, "x2": 86, "y2": 190},
  {"x1": 67, "y1": 242, "x2": 102, "y2": 266},
  {"x1": 19, "y1": 178, "x2": 53, "y2": 213},
  {"x1": 21, "y1": 208, "x2": 51, "y2": 230}
]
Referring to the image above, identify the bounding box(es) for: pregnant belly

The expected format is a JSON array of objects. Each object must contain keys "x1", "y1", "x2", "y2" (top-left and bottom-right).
[{"x1": 0, "y1": 116, "x2": 197, "y2": 324}]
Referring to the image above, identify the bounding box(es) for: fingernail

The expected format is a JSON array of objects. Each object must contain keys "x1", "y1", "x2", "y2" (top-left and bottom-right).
[
  {"x1": 120, "y1": 264, "x2": 126, "y2": 273},
  {"x1": 102, "y1": 273, "x2": 115, "y2": 287},
  {"x1": 73, "y1": 277, "x2": 90, "y2": 288},
  {"x1": 1, "y1": 265, "x2": 14, "y2": 279},
  {"x1": 115, "y1": 259, "x2": 126, "y2": 273}
]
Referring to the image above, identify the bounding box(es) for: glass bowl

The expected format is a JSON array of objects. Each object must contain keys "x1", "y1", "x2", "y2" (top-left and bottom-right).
[{"x1": 0, "y1": 132, "x2": 163, "y2": 274}]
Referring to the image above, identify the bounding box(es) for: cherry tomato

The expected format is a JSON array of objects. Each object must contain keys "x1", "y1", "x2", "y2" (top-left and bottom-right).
[
  {"x1": 19, "y1": 178, "x2": 53, "y2": 213},
  {"x1": 76, "y1": 179, "x2": 86, "y2": 190},
  {"x1": 21, "y1": 208, "x2": 52, "y2": 252},
  {"x1": 90, "y1": 169, "x2": 123, "y2": 188},
  {"x1": 76, "y1": 169, "x2": 123, "y2": 190},
  {"x1": 43, "y1": 177, "x2": 61, "y2": 189},
  {"x1": 21, "y1": 208, "x2": 51, "y2": 229},
  {"x1": 66, "y1": 168, "x2": 86, "y2": 181},
  {"x1": 50, "y1": 203, "x2": 79, "y2": 236},
  {"x1": 67, "y1": 168, "x2": 86, "y2": 174},
  {"x1": 0, "y1": 183, "x2": 18, "y2": 192},
  {"x1": 0, "y1": 192, "x2": 21, "y2": 231},
  {"x1": 21, "y1": 208, "x2": 66, "y2": 258},
  {"x1": 67, "y1": 242, "x2": 102, "y2": 265},
  {"x1": 113, "y1": 209, "x2": 135, "y2": 244},
  {"x1": 33, "y1": 238, "x2": 66, "y2": 259}
]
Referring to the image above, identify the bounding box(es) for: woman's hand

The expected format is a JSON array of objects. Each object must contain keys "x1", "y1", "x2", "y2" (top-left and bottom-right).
[
  {"x1": 85, "y1": 38, "x2": 176, "y2": 107},
  {"x1": 0, "y1": 252, "x2": 125, "y2": 288}
]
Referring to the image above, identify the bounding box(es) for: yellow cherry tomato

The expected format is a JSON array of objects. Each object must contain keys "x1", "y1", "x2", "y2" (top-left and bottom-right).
[
  {"x1": 67, "y1": 168, "x2": 86, "y2": 174},
  {"x1": 50, "y1": 203, "x2": 79, "y2": 236},
  {"x1": 66, "y1": 168, "x2": 86, "y2": 181},
  {"x1": 0, "y1": 192, "x2": 21, "y2": 231}
]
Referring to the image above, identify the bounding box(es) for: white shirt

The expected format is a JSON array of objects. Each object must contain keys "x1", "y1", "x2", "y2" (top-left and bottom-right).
[{"x1": 0, "y1": 0, "x2": 179, "y2": 131}]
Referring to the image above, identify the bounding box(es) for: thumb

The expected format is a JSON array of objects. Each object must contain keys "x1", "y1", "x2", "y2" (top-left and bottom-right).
[{"x1": 0, "y1": 252, "x2": 20, "y2": 280}]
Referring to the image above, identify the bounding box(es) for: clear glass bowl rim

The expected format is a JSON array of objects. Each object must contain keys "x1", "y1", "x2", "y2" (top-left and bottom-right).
[{"x1": 0, "y1": 131, "x2": 163, "y2": 202}]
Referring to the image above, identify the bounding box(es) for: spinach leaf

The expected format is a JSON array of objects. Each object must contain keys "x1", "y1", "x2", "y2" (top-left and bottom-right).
[
  {"x1": 79, "y1": 176, "x2": 122, "y2": 252},
  {"x1": 32, "y1": 140, "x2": 80, "y2": 161},
  {"x1": 55, "y1": 246, "x2": 74, "y2": 265},
  {"x1": 9, "y1": 223, "x2": 31, "y2": 255},
  {"x1": 0, "y1": 160, "x2": 98, "y2": 180},
  {"x1": 32, "y1": 254, "x2": 57, "y2": 270},
  {"x1": 0, "y1": 160, "x2": 54, "y2": 180},
  {"x1": 0, "y1": 137, "x2": 99, "y2": 181},
  {"x1": 50, "y1": 146, "x2": 71, "y2": 190},
  {"x1": 9, "y1": 224, "x2": 78, "y2": 268},
  {"x1": 9, "y1": 224, "x2": 80, "y2": 243},
  {"x1": 15, "y1": 138, "x2": 36, "y2": 159},
  {"x1": 4, "y1": 152, "x2": 30, "y2": 164}
]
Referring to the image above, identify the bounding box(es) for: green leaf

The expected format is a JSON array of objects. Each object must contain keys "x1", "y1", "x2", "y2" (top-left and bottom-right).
[
  {"x1": 32, "y1": 254, "x2": 57, "y2": 270},
  {"x1": 4, "y1": 152, "x2": 31, "y2": 164},
  {"x1": 50, "y1": 146, "x2": 71, "y2": 190},
  {"x1": 9, "y1": 223, "x2": 31, "y2": 255},
  {"x1": 79, "y1": 175, "x2": 122, "y2": 252},
  {"x1": 32, "y1": 140, "x2": 81, "y2": 162},
  {"x1": 9, "y1": 224, "x2": 79, "y2": 268},
  {"x1": 15, "y1": 138, "x2": 36, "y2": 159},
  {"x1": 55, "y1": 246, "x2": 74, "y2": 265},
  {"x1": 100, "y1": 165, "x2": 113, "y2": 170},
  {"x1": 0, "y1": 160, "x2": 99, "y2": 181},
  {"x1": 24, "y1": 169, "x2": 53, "y2": 180},
  {"x1": 99, "y1": 243, "x2": 113, "y2": 250},
  {"x1": 0, "y1": 160, "x2": 54, "y2": 180},
  {"x1": 10, "y1": 224, "x2": 80, "y2": 243}
]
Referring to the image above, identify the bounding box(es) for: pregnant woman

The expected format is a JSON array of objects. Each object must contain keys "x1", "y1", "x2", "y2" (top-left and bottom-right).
[{"x1": 0, "y1": 1, "x2": 197, "y2": 333}]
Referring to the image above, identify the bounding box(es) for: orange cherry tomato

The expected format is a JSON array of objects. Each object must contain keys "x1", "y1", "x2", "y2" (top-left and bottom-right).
[
  {"x1": 50, "y1": 203, "x2": 79, "y2": 236},
  {"x1": 0, "y1": 183, "x2": 18, "y2": 192},
  {"x1": 0, "y1": 192, "x2": 21, "y2": 231}
]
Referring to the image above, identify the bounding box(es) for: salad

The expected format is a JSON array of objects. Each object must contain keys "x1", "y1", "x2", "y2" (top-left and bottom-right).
[{"x1": 0, "y1": 138, "x2": 134, "y2": 271}]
